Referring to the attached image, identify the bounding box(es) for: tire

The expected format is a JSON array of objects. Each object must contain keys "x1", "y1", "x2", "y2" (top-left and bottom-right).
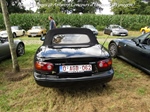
[
  {"x1": 110, "y1": 32, "x2": 113, "y2": 36},
  {"x1": 13, "y1": 33, "x2": 17, "y2": 38},
  {"x1": 22, "y1": 31, "x2": 25, "y2": 36},
  {"x1": 108, "y1": 42, "x2": 118, "y2": 58},
  {"x1": 147, "y1": 38, "x2": 150, "y2": 45},
  {"x1": 40, "y1": 33, "x2": 43, "y2": 37},
  {"x1": 16, "y1": 43, "x2": 25, "y2": 56}
]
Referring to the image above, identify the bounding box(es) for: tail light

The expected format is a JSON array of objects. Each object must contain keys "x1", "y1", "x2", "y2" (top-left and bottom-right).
[
  {"x1": 35, "y1": 61, "x2": 54, "y2": 71},
  {"x1": 97, "y1": 59, "x2": 112, "y2": 69}
]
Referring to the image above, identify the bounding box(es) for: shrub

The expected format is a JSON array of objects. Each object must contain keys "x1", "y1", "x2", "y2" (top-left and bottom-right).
[{"x1": 0, "y1": 13, "x2": 150, "y2": 31}]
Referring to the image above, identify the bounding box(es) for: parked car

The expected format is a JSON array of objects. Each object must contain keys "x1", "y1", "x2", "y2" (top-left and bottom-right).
[
  {"x1": 0, "y1": 37, "x2": 25, "y2": 61},
  {"x1": 33, "y1": 28, "x2": 114, "y2": 87},
  {"x1": 140, "y1": 26, "x2": 150, "y2": 34},
  {"x1": 81, "y1": 25, "x2": 99, "y2": 35},
  {"x1": 104, "y1": 24, "x2": 128, "y2": 36},
  {"x1": 0, "y1": 26, "x2": 26, "y2": 38},
  {"x1": 60, "y1": 25, "x2": 72, "y2": 28},
  {"x1": 108, "y1": 32, "x2": 150, "y2": 74},
  {"x1": 27, "y1": 26, "x2": 47, "y2": 37}
]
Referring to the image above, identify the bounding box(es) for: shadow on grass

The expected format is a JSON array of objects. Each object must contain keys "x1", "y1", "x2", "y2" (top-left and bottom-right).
[{"x1": 48, "y1": 82, "x2": 113, "y2": 97}]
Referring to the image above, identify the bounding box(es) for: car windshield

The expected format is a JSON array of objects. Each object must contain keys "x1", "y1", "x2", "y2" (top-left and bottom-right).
[
  {"x1": 111, "y1": 25, "x2": 122, "y2": 29},
  {"x1": 52, "y1": 34, "x2": 90, "y2": 44},
  {"x1": 32, "y1": 26, "x2": 41, "y2": 29},
  {"x1": 62, "y1": 25, "x2": 71, "y2": 28},
  {"x1": 84, "y1": 25, "x2": 95, "y2": 29},
  {"x1": 11, "y1": 26, "x2": 18, "y2": 30},
  {"x1": 132, "y1": 33, "x2": 150, "y2": 44}
]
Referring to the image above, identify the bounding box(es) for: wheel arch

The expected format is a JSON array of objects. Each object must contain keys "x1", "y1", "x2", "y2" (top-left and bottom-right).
[
  {"x1": 108, "y1": 40, "x2": 120, "y2": 58},
  {"x1": 16, "y1": 42, "x2": 25, "y2": 56},
  {"x1": 14, "y1": 40, "x2": 25, "y2": 48},
  {"x1": 109, "y1": 40, "x2": 119, "y2": 47}
]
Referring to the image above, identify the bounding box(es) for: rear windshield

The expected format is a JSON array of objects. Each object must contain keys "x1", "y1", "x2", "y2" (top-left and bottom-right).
[
  {"x1": 52, "y1": 34, "x2": 90, "y2": 44},
  {"x1": 32, "y1": 26, "x2": 41, "y2": 29},
  {"x1": 11, "y1": 26, "x2": 18, "y2": 30}
]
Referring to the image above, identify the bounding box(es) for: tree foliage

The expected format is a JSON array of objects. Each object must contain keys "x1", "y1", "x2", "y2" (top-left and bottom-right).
[
  {"x1": 111, "y1": 0, "x2": 150, "y2": 15},
  {"x1": 0, "y1": 0, "x2": 27, "y2": 13},
  {"x1": 36, "y1": 0, "x2": 101, "y2": 14}
]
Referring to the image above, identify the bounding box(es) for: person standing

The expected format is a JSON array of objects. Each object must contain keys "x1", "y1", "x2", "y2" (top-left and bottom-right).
[{"x1": 49, "y1": 16, "x2": 56, "y2": 30}]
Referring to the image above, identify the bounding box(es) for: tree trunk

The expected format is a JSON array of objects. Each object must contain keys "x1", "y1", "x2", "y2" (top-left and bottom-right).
[{"x1": 0, "y1": 0, "x2": 20, "y2": 73}]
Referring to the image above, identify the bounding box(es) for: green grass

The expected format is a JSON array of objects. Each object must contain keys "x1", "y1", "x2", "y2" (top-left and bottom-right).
[{"x1": 0, "y1": 32, "x2": 150, "y2": 112}]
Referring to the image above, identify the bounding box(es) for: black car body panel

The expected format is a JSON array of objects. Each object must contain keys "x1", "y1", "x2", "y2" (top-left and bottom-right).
[
  {"x1": 34, "y1": 28, "x2": 114, "y2": 87},
  {"x1": 109, "y1": 33, "x2": 150, "y2": 74}
]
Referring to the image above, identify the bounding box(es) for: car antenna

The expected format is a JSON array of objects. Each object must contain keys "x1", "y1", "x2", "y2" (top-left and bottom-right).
[{"x1": 101, "y1": 35, "x2": 109, "y2": 50}]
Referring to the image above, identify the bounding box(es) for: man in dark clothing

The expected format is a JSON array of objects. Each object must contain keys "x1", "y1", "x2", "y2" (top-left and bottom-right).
[{"x1": 49, "y1": 16, "x2": 56, "y2": 30}]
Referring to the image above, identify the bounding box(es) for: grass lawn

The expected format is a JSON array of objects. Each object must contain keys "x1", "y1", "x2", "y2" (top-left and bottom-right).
[{"x1": 0, "y1": 31, "x2": 150, "y2": 112}]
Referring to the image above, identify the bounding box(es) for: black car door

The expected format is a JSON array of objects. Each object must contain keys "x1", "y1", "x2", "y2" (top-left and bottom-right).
[
  {"x1": 135, "y1": 44, "x2": 150, "y2": 70},
  {"x1": 119, "y1": 34, "x2": 150, "y2": 71}
]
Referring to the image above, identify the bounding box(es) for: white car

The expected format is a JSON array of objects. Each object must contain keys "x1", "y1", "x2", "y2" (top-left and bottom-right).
[{"x1": 0, "y1": 26, "x2": 26, "y2": 38}]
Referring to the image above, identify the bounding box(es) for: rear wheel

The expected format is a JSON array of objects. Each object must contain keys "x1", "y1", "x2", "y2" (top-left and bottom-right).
[
  {"x1": 142, "y1": 30, "x2": 145, "y2": 34},
  {"x1": 16, "y1": 43, "x2": 25, "y2": 56},
  {"x1": 40, "y1": 32, "x2": 43, "y2": 37},
  {"x1": 22, "y1": 31, "x2": 25, "y2": 36},
  {"x1": 109, "y1": 42, "x2": 118, "y2": 58},
  {"x1": 110, "y1": 32, "x2": 113, "y2": 36},
  {"x1": 147, "y1": 38, "x2": 150, "y2": 45},
  {"x1": 13, "y1": 33, "x2": 17, "y2": 38}
]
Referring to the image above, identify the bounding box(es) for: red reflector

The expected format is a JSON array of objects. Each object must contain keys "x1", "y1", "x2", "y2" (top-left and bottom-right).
[{"x1": 35, "y1": 61, "x2": 54, "y2": 71}]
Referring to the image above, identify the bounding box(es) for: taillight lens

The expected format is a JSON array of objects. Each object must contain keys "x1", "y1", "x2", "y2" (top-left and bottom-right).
[
  {"x1": 35, "y1": 61, "x2": 54, "y2": 71},
  {"x1": 97, "y1": 59, "x2": 112, "y2": 69}
]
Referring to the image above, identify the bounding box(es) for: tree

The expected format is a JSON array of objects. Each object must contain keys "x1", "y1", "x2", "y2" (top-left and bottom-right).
[
  {"x1": 110, "y1": 0, "x2": 150, "y2": 15},
  {"x1": 0, "y1": 0, "x2": 20, "y2": 73},
  {"x1": 0, "y1": 0, "x2": 26, "y2": 13},
  {"x1": 36, "y1": 0, "x2": 101, "y2": 14}
]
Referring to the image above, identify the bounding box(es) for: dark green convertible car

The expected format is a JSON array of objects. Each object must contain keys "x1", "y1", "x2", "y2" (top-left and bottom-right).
[{"x1": 109, "y1": 32, "x2": 150, "y2": 74}]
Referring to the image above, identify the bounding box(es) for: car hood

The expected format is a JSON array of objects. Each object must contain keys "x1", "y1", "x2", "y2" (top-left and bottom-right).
[
  {"x1": 112, "y1": 28, "x2": 128, "y2": 32},
  {"x1": 0, "y1": 30, "x2": 8, "y2": 37},
  {"x1": 0, "y1": 30, "x2": 7, "y2": 34},
  {"x1": 28, "y1": 29, "x2": 41, "y2": 32},
  {"x1": 36, "y1": 44, "x2": 110, "y2": 58}
]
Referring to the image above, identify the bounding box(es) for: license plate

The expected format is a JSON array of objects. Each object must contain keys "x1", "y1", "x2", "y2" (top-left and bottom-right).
[
  {"x1": 31, "y1": 34, "x2": 37, "y2": 36},
  {"x1": 121, "y1": 34, "x2": 126, "y2": 36},
  {"x1": 59, "y1": 65, "x2": 92, "y2": 73}
]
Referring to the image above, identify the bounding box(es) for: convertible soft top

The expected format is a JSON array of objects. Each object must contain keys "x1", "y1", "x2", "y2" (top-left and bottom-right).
[{"x1": 43, "y1": 28, "x2": 99, "y2": 45}]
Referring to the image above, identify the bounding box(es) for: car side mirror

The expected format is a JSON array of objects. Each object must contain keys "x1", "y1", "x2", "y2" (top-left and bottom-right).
[{"x1": 40, "y1": 36, "x2": 45, "y2": 41}]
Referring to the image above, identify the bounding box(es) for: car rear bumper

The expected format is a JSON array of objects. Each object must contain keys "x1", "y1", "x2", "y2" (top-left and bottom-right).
[{"x1": 34, "y1": 69, "x2": 114, "y2": 87}]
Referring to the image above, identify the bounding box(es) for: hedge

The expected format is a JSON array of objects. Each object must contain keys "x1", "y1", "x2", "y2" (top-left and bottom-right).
[{"x1": 0, "y1": 13, "x2": 150, "y2": 31}]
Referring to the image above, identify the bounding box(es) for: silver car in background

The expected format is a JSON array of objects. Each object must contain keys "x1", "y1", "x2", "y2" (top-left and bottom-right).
[
  {"x1": 104, "y1": 24, "x2": 128, "y2": 36},
  {"x1": 0, "y1": 37, "x2": 25, "y2": 61}
]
